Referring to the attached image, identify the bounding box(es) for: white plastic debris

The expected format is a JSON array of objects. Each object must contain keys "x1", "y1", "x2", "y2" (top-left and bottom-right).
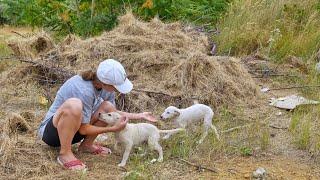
[
  {"x1": 252, "y1": 167, "x2": 266, "y2": 179},
  {"x1": 150, "y1": 159, "x2": 157, "y2": 163},
  {"x1": 260, "y1": 87, "x2": 270, "y2": 93},
  {"x1": 269, "y1": 95, "x2": 320, "y2": 110},
  {"x1": 316, "y1": 62, "x2": 320, "y2": 74},
  {"x1": 276, "y1": 111, "x2": 283, "y2": 116}
]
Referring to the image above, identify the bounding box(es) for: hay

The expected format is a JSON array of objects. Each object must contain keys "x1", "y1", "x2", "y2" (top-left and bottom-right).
[
  {"x1": 19, "y1": 111, "x2": 35, "y2": 122},
  {"x1": 0, "y1": 116, "x2": 18, "y2": 173},
  {"x1": 8, "y1": 12, "x2": 259, "y2": 111},
  {"x1": 7, "y1": 31, "x2": 54, "y2": 59},
  {"x1": 7, "y1": 113, "x2": 31, "y2": 133}
]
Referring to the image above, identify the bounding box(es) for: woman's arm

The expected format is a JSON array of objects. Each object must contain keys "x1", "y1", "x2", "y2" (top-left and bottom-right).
[
  {"x1": 117, "y1": 111, "x2": 157, "y2": 122},
  {"x1": 79, "y1": 116, "x2": 128, "y2": 135}
]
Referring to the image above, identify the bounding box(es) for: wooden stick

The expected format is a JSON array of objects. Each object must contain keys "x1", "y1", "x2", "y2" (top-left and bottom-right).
[
  {"x1": 269, "y1": 125, "x2": 288, "y2": 129},
  {"x1": 174, "y1": 157, "x2": 219, "y2": 173},
  {"x1": 11, "y1": 31, "x2": 27, "y2": 38},
  {"x1": 132, "y1": 89, "x2": 181, "y2": 98},
  {"x1": 221, "y1": 124, "x2": 252, "y2": 133}
]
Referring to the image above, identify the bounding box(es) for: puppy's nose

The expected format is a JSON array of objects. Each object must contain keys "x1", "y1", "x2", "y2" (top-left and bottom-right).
[
  {"x1": 98, "y1": 112, "x2": 101, "y2": 117},
  {"x1": 160, "y1": 115, "x2": 163, "y2": 119}
]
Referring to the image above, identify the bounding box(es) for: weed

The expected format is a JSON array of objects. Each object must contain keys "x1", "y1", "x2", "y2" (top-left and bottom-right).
[{"x1": 239, "y1": 146, "x2": 253, "y2": 156}]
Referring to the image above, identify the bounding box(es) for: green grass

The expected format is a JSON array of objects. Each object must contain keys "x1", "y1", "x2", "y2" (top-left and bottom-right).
[
  {"x1": 0, "y1": 32, "x2": 13, "y2": 73},
  {"x1": 214, "y1": 0, "x2": 320, "y2": 63},
  {"x1": 214, "y1": 0, "x2": 320, "y2": 154},
  {"x1": 288, "y1": 66, "x2": 320, "y2": 151}
]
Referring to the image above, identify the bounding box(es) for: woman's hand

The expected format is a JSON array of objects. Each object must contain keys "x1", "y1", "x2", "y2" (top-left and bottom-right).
[
  {"x1": 110, "y1": 116, "x2": 129, "y2": 132},
  {"x1": 140, "y1": 112, "x2": 157, "y2": 122}
]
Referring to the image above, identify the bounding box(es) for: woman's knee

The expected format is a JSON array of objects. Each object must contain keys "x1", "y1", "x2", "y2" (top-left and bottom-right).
[
  {"x1": 100, "y1": 101, "x2": 116, "y2": 112},
  {"x1": 54, "y1": 98, "x2": 83, "y2": 126},
  {"x1": 64, "y1": 97, "x2": 82, "y2": 111}
]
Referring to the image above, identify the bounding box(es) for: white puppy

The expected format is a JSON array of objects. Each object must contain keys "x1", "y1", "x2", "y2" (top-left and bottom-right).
[
  {"x1": 99, "y1": 112, "x2": 184, "y2": 167},
  {"x1": 160, "y1": 104, "x2": 219, "y2": 144}
]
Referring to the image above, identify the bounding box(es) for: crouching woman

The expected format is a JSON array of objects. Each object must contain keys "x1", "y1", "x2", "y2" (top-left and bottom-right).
[{"x1": 37, "y1": 59, "x2": 156, "y2": 170}]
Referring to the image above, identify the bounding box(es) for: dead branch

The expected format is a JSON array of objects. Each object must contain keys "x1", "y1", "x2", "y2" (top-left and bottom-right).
[
  {"x1": 269, "y1": 85, "x2": 320, "y2": 90},
  {"x1": 252, "y1": 74, "x2": 300, "y2": 78},
  {"x1": 269, "y1": 125, "x2": 288, "y2": 130},
  {"x1": 132, "y1": 89, "x2": 180, "y2": 98},
  {"x1": 0, "y1": 56, "x2": 15, "y2": 61},
  {"x1": 11, "y1": 31, "x2": 27, "y2": 38},
  {"x1": 221, "y1": 124, "x2": 252, "y2": 133},
  {"x1": 172, "y1": 157, "x2": 219, "y2": 173},
  {"x1": 19, "y1": 58, "x2": 75, "y2": 84}
]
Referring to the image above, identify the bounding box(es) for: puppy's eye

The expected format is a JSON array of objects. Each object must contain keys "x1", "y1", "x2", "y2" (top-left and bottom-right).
[
  {"x1": 108, "y1": 114, "x2": 111, "y2": 116},
  {"x1": 166, "y1": 112, "x2": 170, "y2": 114}
]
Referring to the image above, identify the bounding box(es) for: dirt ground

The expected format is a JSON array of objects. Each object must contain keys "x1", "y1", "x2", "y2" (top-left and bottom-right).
[{"x1": 1, "y1": 26, "x2": 320, "y2": 180}]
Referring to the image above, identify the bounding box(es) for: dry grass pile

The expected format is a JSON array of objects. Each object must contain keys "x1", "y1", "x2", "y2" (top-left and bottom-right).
[
  {"x1": 0, "y1": 114, "x2": 18, "y2": 174},
  {"x1": 7, "y1": 113, "x2": 31, "y2": 133},
  {"x1": 7, "y1": 31, "x2": 54, "y2": 59},
  {"x1": 8, "y1": 12, "x2": 258, "y2": 111},
  {"x1": 0, "y1": 111, "x2": 57, "y2": 179}
]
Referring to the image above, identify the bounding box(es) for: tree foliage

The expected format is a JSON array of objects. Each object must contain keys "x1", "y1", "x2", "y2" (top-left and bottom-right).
[{"x1": 0, "y1": 0, "x2": 230, "y2": 37}]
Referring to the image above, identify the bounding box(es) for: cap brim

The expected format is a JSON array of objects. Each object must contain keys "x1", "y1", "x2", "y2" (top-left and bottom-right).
[{"x1": 114, "y1": 78, "x2": 133, "y2": 94}]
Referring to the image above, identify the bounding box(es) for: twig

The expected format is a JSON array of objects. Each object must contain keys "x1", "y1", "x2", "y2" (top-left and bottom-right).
[
  {"x1": 269, "y1": 125, "x2": 288, "y2": 130},
  {"x1": 11, "y1": 31, "x2": 27, "y2": 38},
  {"x1": 132, "y1": 89, "x2": 180, "y2": 98},
  {"x1": 252, "y1": 74, "x2": 300, "y2": 78},
  {"x1": 221, "y1": 124, "x2": 252, "y2": 133},
  {"x1": 173, "y1": 157, "x2": 219, "y2": 173},
  {"x1": 0, "y1": 56, "x2": 15, "y2": 61},
  {"x1": 18, "y1": 58, "x2": 75, "y2": 83},
  {"x1": 269, "y1": 85, "x2": 320, "y2": 90}
]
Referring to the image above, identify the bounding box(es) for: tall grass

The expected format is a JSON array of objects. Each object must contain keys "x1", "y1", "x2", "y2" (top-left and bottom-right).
[{"x1": 215, "y1": 0, "x2": 320, "y2": 63}]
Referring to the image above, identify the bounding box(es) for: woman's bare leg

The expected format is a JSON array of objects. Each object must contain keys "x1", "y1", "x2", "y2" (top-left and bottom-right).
[
  {"x1": 52, "y1": 98, "x2": 85, "y2": 169},
  {"x1": 79, "y1": 101, "x2": 116, "y2": 152}
]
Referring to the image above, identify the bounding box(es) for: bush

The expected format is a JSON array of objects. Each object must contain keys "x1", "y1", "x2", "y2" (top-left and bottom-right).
[{"x1": 0, "y1": 0, "x2": 230, "y2": 37}]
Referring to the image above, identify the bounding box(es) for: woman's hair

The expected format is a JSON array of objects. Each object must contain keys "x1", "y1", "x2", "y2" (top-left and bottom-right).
[{"x1": 80, "y1": 70, "x2": 98, "y2": 81}]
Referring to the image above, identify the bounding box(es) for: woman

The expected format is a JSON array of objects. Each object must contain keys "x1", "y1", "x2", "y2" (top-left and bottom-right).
[{"x1": 37, "y1": 59, "x2": 156, "y2": 170}]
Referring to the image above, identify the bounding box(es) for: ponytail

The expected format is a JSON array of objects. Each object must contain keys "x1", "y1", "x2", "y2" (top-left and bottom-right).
[{"x1": 80, "y1": 70, "x2": 98, "y2": 81}]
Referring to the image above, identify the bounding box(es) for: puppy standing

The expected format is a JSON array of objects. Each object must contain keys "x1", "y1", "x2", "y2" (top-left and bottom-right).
[
  {"x1": 99, "y1": 112, "x2": 184, "y2": 167},
  {"x1": 160, "y1": 104, "x2": 219, "y2": 144}
]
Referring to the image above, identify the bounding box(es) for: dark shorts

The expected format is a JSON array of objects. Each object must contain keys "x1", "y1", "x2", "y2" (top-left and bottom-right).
[{"x1": 42, "y1": 116, "x2": 86, "y2": 147}]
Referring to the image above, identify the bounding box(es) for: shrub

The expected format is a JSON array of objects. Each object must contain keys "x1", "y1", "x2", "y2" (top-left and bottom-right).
[{"x1": 0, "y1": 0, "x2": 230, "y2": 37}]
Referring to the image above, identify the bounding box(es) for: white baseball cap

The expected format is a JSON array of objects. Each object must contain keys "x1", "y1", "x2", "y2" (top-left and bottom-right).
[{"x1": 97, "y1": 59, "x2": 133, "y2": 94}]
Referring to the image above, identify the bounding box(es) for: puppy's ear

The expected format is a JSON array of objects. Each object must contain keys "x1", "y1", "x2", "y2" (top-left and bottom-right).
[{"x1": 174, "y1": 110, "x2": 180, "y2": 116}]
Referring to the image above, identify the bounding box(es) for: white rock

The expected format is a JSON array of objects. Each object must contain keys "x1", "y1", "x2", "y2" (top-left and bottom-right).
[
  {"x1": 260, "y1": 87, "x2": 270, "y2": 93},
  {"x1": 252, "y1": 167, "x2": 266, "y2": 179}
]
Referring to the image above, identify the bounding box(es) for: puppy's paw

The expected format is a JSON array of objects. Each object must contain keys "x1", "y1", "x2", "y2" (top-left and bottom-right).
[
  {"x1": 118, "y1": 163, "x2": 126, "y2": 167},
  {"x1": 162, "y1": 135, "x2": 170, "y2": 140},
  {"x1": 157, "y1": 158, "x2": 163, "y2": 163}
]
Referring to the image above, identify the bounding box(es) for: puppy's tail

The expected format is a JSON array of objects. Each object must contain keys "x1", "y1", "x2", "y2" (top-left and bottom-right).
[
  {"x1": 159, "y1": 128, "x2": 185, "y2": 134},
  {"x1": 193, "y1": 99, "x2": 199, "y2": 104}
]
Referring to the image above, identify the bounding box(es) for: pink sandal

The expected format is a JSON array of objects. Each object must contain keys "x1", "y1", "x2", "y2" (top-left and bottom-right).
[
  {"x1": 57, "y1": 156, "x2": 87, "y2": 171},
  {"x1": 79, "y1": 144, "x2": 112, "y2": 156}
]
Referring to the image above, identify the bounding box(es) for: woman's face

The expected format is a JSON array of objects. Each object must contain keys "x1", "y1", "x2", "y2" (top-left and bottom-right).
[{"x1": 102, "y1": 83, "x2": 117, "y2": 92}]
